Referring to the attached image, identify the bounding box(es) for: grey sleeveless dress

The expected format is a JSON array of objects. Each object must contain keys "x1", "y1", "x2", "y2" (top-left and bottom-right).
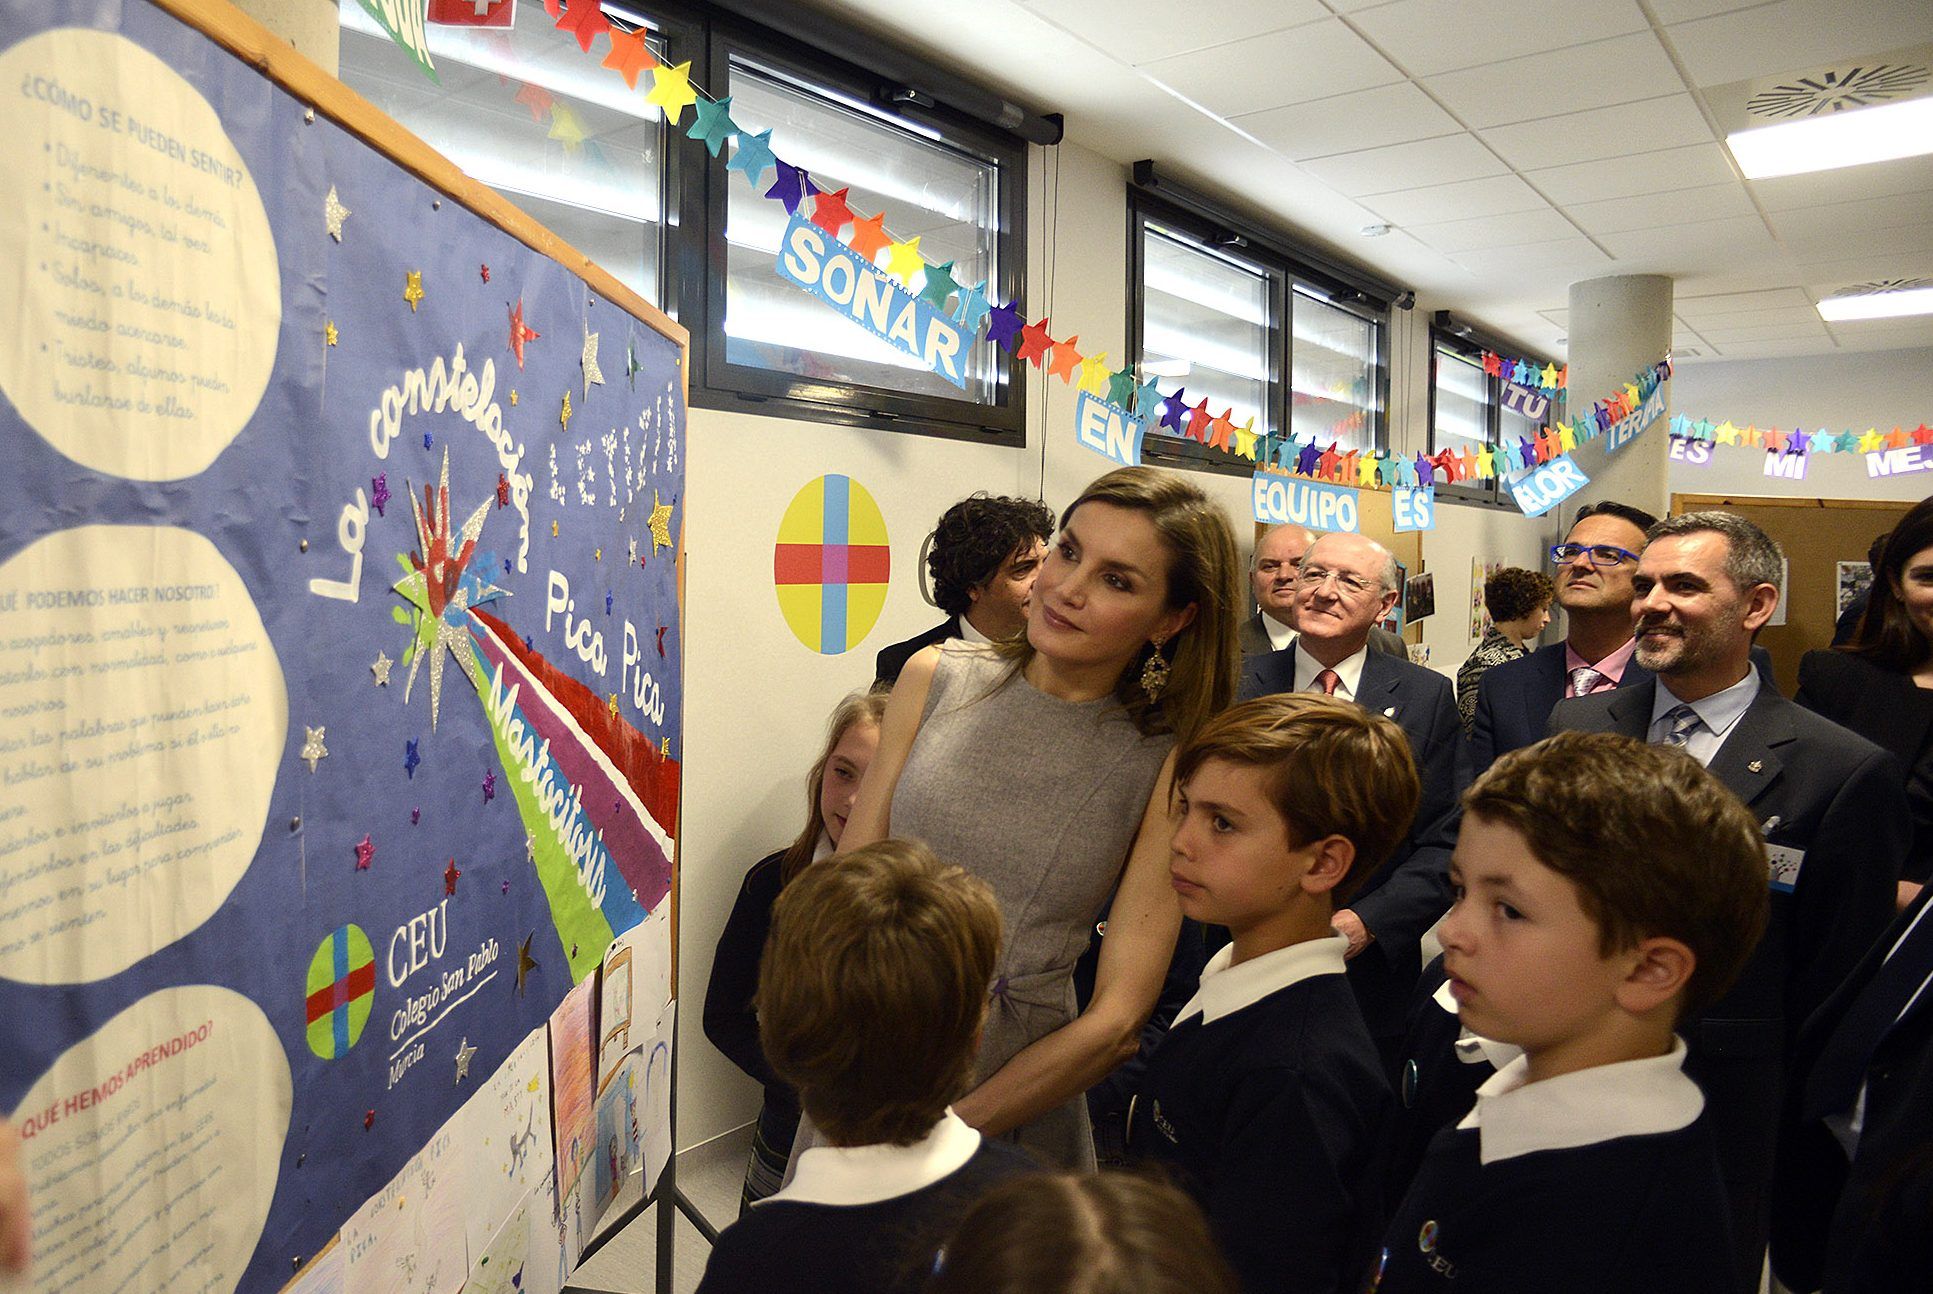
[{"x1": 893, "y1": 641, "x2": 1175, "y2": 1169}]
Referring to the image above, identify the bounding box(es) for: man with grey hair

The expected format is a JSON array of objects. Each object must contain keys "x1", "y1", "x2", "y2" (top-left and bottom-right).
[
  {"x1": 1241, "y1": 524, "x2": 1407, "y2": 660},
  {"x1": 1239, "y1": 532, "x2": 1462, "y2": 1054},
  {"x1": 1550, "y1": 510, "x2": 1906, "y2": 1291}
]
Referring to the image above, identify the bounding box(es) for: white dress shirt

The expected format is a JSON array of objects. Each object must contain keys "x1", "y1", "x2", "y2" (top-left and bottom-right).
[
  {"x1": 1263, "y1": 611, "x2": 1297, "y2": 652},
  {"x1": 1293, "y1": 643, "x2": 1370, "y2": 701},
  {"x1": 1649, "y1": 670, "x2": 1760, "y2": 767}
]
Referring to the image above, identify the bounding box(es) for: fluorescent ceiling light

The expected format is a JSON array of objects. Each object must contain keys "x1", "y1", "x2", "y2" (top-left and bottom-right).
[
  {"x1": 1727, "y1": 96, "x2": 1933, "y2": 178},
  {"x1": 1817, "y1": 285, "x2": 1933, "y2": 321}
]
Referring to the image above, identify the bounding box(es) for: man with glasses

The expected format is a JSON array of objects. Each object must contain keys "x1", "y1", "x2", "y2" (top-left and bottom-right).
[
  {"x1": 1239, "y1": 532, "x2": 1462, "y2": 1055},
  {"x1": 1240, "y1": 524, "x2": 1406, "y2": 660},
  {"x1": 1466, "y1": 500, "x2": 1658, "y2": 774}
]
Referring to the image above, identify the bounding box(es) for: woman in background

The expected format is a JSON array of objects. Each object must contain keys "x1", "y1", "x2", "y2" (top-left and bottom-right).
[
  {"x1": 838, "y1": 466, "x2": 1243, "y2": 1169},
  {"x1": 1799, "y1": 496, "x2": 1933, "y2": 908},
  {"x1": 1455, "y1": 567, "x2": 1553, "y2": 735},
  {"x1": 702, "y1": 687, "x2": 888, "y2": 1212}
]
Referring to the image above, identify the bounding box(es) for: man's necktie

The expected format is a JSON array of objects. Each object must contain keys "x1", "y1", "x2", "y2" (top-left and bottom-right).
[
  {"x1": 1656, "y1": 703, "x2": 1701, "y2": 749},
  {"x1": 1568, "y1": 666, "x2": 1603, "y2": 698},
  {"x1": 1314, "y1": 669, "x2": 1340, "y2": 696}
]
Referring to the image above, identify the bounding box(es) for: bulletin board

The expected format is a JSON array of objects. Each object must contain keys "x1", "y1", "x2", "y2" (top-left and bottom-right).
[
  {"x1": 0, "y1": 0, "x2": 685, "y2": 1290},
  {"x1": 1251, "y1": 489, "x2": 1425, "y2": 642}
]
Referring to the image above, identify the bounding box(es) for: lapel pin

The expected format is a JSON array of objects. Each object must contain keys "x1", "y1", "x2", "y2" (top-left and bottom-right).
[
  {"x1": 1383, "y1": 706, "x2": 1397, "y2": 718},
  {"x1": 1747, "y1": 760, "x2": 1764, "y2": 773}
]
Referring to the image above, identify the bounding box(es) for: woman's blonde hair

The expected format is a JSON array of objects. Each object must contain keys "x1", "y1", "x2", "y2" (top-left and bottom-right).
[
  {"x1": 995, "y1": 467, "x2": 1240, "y2": 745},
  {"x1": 781, "y1": 686, "x2": 891, "y2": 884}
]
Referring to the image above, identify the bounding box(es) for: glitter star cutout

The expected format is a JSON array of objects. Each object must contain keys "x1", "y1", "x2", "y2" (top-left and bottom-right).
[
  {"x1": 371, "y1": 473, "x2": 390, "y2": 516},
  {"x1": 454, "y1": 1038, "x2": 476, "y2": 1083},
  {"x1": 482, "y1": 770, "x2": 497, "y2": 804},
  {"x1": 480, "y1": 264, "x2": 490, "y2": 283},
  {"x1": 606, "y1": 692, "x2": 619, "y2": 717},
  {"x1": 628, "y1": 537, "x2": 638, "y2": 565},
  {"x1": 508, "y1": 300, "x2": 540, "y2": 369},
  {"x1": 371, "y1": 650, "x2": 393, "y2": 686},
  {"x1": 301, "y1": 726, "x2": 328, "y2": 772},
  {"x1": 525, "y1": 833, "x2": 536, "y2": 863},
  {"x1": 647, "y1": 490, "x2": 673, "y2": 551},
  {"x1": 355, "y1": 834, "x2": 375, "y2": 870},
  {"x1": 403, "y1": 270, "x2": 424, "y2": 312},
  {"x1": 405, "y1": 738, "x2": 421, "y2": 778},
  {"x1": 325, "y1": 321, "x2": 338, "y2": 347},
  {"x1": 515, "y1": 934, "x2": 538, "y2": 997},
  {"x1": 560, "y1": 390, "x2": 573, "y2": 432},
  {"x1": 659, "y1": 736, "x2": 670, "y2": 759},
  {"x1": 395, "y1": 449, "x2": 506, "y2": 732},
  {"x1": 626, "y1": 338, "x2": 641, "y2": 389},
  {"x1": 324, "y1": 186, "x2": 350, "y2": 240},
  {"x1": 581, "y1": 325, "x2": 604, "y2": 395},
  {"x1": 509, "y1": 390, "x2": 519, "y2": 406},
  {"x1": 444, "y1": 859, "x2": 461, "y2": 895}
]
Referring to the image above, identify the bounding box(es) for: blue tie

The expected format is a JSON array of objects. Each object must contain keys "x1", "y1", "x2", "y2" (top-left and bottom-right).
[{"x1": 1656, "y1": 704, "x2": 1700, "y2": 749}]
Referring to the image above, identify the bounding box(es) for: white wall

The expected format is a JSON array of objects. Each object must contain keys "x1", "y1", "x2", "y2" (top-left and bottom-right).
[{"x1": 1669, "y1": 346, "x2": 1933, "y2": 502}]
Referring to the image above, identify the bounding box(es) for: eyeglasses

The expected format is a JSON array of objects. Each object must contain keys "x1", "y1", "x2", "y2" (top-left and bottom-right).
[
  {"x1": 1296, "y1": 566, "x2": 1377, "y2": 597},
  {"x1": 1550, "y1": 543, "x2": 1640, "y2": 567}
]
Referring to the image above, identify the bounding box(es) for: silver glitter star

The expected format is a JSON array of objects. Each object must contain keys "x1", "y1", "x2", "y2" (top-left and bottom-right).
[
  {"x1": 525, "y1": 831, "x2": 536, "y2": 864},
  {"x1": 371, "y1": 650, "x2": 393, "y2": 686},
  {"x1": 324, "y1": 186, "x2": 350, "y2": 241},
  {"x1": 581, "y1": 324, "x2": 604, "y2": 395},
  {"x1": 301, "y1": 726, "x2": 328, "y2": 773},
  {"x1": 455, "y1": 1037, "x2": 476, "y2": 1083}
]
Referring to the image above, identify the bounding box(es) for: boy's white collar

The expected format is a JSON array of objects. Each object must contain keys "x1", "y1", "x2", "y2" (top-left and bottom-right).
[
  {"x1": 762, "y1": 1110, "x2": 980, "y2": 1208},
  {"x1": 1175, "y1": 932, "x2": 1347, "y2": 1025},
  {"x1": 1456, "y1": 1036, "x2": 1703, "y2": 1165}
]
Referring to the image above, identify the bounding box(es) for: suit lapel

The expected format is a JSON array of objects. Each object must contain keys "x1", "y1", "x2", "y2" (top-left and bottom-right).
[
  {"x1": 1705, "y1": 689, "x2": 1793, "y2": 812},
  {"x1": 1357, "y1": 647, "x2": 1403, "y2": 722},
  {"x1": 1247, "y1": 642, "x2": 1300, "y2": 698},
  {"x1": 1601, "y1": 679, "x2": 1655, "y2": 741},
  {"x1": 1523, "y1": 644, "x2": 1567, "y2": 728}
]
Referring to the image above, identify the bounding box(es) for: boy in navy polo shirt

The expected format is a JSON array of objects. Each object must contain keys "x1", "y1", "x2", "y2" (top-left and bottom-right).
[
  {"x1": 1129, "y1": 694, "x2": 1420, "y2": 1294},
  {"x1": 696, "y1": 839, "x2": 1033, "y2": 1294},
  {"x1": 1371, "y1": 732, "x2": 1768, "y2": 1293}
]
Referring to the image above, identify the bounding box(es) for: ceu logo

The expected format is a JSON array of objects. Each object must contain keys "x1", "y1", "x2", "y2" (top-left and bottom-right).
[
  {"x1": 306, "y1": 924, "x2": 377, "y2": 1059},
  {"x1": 774, "y1": 474, "x2": 891, "y2": 655}
]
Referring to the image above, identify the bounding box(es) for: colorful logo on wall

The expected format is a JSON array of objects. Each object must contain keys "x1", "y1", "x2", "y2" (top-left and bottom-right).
[
  {"x1": 774, "y1": 474, "x2": 891, "y2": 655},
  {"x1": 305, "y1": 923, "x2": 376, "y2": 1059}
]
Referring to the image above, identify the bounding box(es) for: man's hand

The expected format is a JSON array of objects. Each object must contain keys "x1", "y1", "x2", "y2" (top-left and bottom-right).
[{"x1": 1332, "y1": 909, "x2": 1375, "y2": 959}]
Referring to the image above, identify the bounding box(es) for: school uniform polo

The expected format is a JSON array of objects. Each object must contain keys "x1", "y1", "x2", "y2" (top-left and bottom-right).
[
  {"x1": 1128, "y1": 934, "x2": 1390, "y2": 1294},
  {"x1": 1372, "y1": 1039, "x2": 1738, "y2": 1294},
  {"x1": 694, "y1": 1111, "x2": 1034, "y2": 1294}
]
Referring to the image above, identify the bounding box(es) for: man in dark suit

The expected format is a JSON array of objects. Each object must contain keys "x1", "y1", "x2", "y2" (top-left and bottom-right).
[
  {"x1": 1549, "y1": 510, "x2": 1905, "y2": 1291},
  {"x1": 1775, "y1": 887, "x2": 1933, "y2": 1293},
  {"x1": 1467, "y1": 500, "x2": 1657, "y2": 774},
  {"x1": 1238, "y1": 523, "x2": 1406, "y2": 660},
  {"x1": 1239, "y1": 531, "x2": 1462, "y2": 1053},
  {"x1": 873, "y1": 494, "x2": 1053, "y2": 684}
]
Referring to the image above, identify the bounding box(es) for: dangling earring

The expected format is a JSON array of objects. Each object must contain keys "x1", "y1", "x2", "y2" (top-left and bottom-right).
[{"x1": 1140, "y1": 636, "x2": 1171, "y2": 700}]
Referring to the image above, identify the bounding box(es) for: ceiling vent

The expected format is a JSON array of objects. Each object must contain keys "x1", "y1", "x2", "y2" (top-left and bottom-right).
[
  {"x1": 1746, "y1": 63, "x2": 1930, "y2": 120},
  {"x1": 1830, "y1": 277, "x2": 1933, "y2": 297}
]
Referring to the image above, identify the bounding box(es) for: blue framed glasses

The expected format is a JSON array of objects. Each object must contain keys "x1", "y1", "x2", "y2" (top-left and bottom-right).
[{"x1": 1550, "y1": 543, "x2": 1639, "y2": 567}]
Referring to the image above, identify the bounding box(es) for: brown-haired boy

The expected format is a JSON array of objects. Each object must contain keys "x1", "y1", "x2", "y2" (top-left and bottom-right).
[
  {"x1": 1371, "y1": 731, "x2": 1768, "y2": 1293},
  {"x1": 695, "y1": 839, "x2": 1033, "y2": 1294},
  {"x1": 1128, "y1": 694, "x2": 1420, "y2": 1294}
]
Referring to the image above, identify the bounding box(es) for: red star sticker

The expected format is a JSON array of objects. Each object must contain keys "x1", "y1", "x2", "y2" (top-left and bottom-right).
[
  {"x1": 1205, "y1": 408, "x2": 1235, "y2": 451},
  {"x1": 1015, "y1": 319, "x2": 1052, "y2": 368},
  {"x1": 496, "y1": 472, "x2": 510, "y2": 508},
  {"x1": 444, "y1": 859, "x2": 462, "y2": 895},
  {"x1": 514, "y1": 83, "x2": 554, "y2": 122},
  {"x1": 1184, "y1": 398, "x2": 1212, "y2": 442},
  {"x1": 479, "y1": 264, "x2": 490, "y2": 283},
  {"x1": 555, "y1": 0, "x2": 610, "y2": 53},
  {"x1": 601, "y1": 27, "x2": 656, "y2": 89},
  {"x1": 1046, "y1": 336, "x2": 1082, "y2": 383},
  {"x1": 847, "y1": 212, "x2": 892, "y2": 263},
  {"x1": 508, "y1": 299, "x2": 540, "y2": 368},
  {"x1": 810, "y1": 187, "x2": 855, "y2": 238}
]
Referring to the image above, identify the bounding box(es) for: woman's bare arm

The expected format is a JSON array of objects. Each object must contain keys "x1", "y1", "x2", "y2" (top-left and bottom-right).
[{"x1": 836, "y1": 647, "x2": 939, "y2": 853}]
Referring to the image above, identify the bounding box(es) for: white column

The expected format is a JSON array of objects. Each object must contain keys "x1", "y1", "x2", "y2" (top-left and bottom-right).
[{"x1": 1564, "y1": 273, "x2": 1673, "y2": 522}]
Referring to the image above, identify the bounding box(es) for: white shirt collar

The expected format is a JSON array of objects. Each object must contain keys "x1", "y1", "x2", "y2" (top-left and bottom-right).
[
  {"x1": 764, "y1": 1110, "x2": 981, "y2": 1208},
  {"x1": 1263, "y1": 611, "x2": 1297, "y2": 652},
  {"x1": 1293, "y1": 642, "x2": 1369, "y2": 701},
  {"x1": 1175, "y1": 933, "x2": 1347, "y2": 1025},
  {"x1": 1651, "y1": 670, "x2": 1759, "y2": 744},
  {"x1": 1456, "y1": 1037, "x2": 1703, "y2": 1165},
  {"x1": 956, "y1": 614, "x2": 991, "y2": 646},
  {"x1": 1430, "y1": 978, "x2": 1526, "y2": 1073},
  {"x1": 813, "y1": 831, "x2": 834, "y2": 862}
]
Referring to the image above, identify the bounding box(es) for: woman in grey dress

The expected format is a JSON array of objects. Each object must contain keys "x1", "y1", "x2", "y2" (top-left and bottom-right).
[{"x1": 840, "y1": 466, "x2": 1244, "y2": 1168}]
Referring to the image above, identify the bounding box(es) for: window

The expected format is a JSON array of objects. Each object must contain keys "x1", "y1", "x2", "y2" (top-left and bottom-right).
[
  {"x1": 338, "y1": 2, "x2": 669, "y2": 305},
  {"x1": 1429, "y1": 328, "x2": 1557, "y2": 505},
  {"x1": 339, "y1": 2, "x2": 1030, "y2": 442},
  {"x1": 1129, "y1": 192, "x2": 1388, "y2": 478}
]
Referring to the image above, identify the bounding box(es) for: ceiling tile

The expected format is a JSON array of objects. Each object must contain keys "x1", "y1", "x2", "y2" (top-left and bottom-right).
[
  {"x1": 1424, "y1": 32, "x2": 1686, "y2": 128},
  {"x1": 1664, "y1": 0, "x2": 1933, "y2": 87},
  {"x1": 1360, "y1": 173, "x2": 1549, "y2": 225},
  {"x1": 1793, "y1": 250, "x2": 1933, "y2": 284},
  {"x1": 1697, "y1": 320, "x2": 1833, "y2": 342},
  {"x1": 1600, "y1": 214, "x2": 1781, "y2": 271},
  {"x1": 1410, "y1": 206, "x2": 1579, "y2": 253},
  {"x1": 1449, "y1": 237, "x2": 1613, "y2": 275},
  {"x1": 1236, "y1": 82, "x2": 1461, "y2": 160},
  {"x1": 1751, "y1": 155, "x2": 1933, "y2": 213},
  {"x1": 1482, "y1": 95, "x2": 1716, "y2": 171},
  {"x1": 1768, "y1": 191, "x2": 1933, "y2": 242},
  {"x1": 1707, "y1": 337, "x2": 1843, "y2": 359},
  {"x1": 1300, "y1": 133, "x2": 1510, "y2": 195},
  {"x1": 1348, "y1": 0, "x2": 1648, "y2": 76},
  {"x1": 1539, "y1": 307, "x2": 1570, "y2": 327},
  {"x1": 1017, "y1": 0, "x2": 1330, "y2": 62},
  {"x1": 1138, "y1": 19, "x2": 1401, "y2": 116},
  {"x1": 1681, "y1": 304, "x2": 1830, "y2": 327},
  {"x1": 1568, "y1": 182, "x2": 1757, "y2": 234},
  {"x1": 1646, "y1": 0, "x2": 1780, "y2": 22},
  {"x1": 1788, "y1": 223, "x2": 1933, "y2": 266},
  {"x1": 1524, "y1": 143, "x2": 1738, "y2": 205},
  {"x1": 1676, "y1": 287, "x2": 1816, "y2": 314}
]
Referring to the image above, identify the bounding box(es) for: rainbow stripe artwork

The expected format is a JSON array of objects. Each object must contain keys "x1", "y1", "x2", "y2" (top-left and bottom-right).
[
  {"x1": 305, "y1": 924, "x2": 376, "y2": 1060},
  {"x1": 773, "y1": 474, "x2": 891, "y2": 655}
]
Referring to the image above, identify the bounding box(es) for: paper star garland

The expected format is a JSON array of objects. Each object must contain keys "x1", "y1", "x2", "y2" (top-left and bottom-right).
[
  {"x1": 846, "y1": 211, "x2": 893, "y2": 262},
  {"x1": 1078, "y1": 352, "x2": 1110, "y2": 396},
  {"x1": 766, "y1": 161, "x2": 813, "y2": 215},
  {"x1": 646, "y1": 61, "x2": 699, "y2": 124},
  {"x1": 810, "y1": 186, "x2": 855, "y2": 237},
  {"x1": 371, "y1": 650, "x2": 393, "y2": 685},
  {"x1": 1105, "y1": 368, "x2": 1137, "y2": 407},
  {"x1": 301, "y1": 726, "x2": 328, "y2": 773},
  {"x1": 727, "y1": 127, "x2": 777, "y2": 187},
  {"x1": 581, "y1": 325, "x2": 604, "y2": 395},
  {"x1": 954, "y1": 281, "x2": 992, "y2": 335},
  {"x1": 547, "y1": 103, "x2": 587, "y2": 153},
  {"x1": 454, "y1": 1038, "x2": 476, "y2": 1083},
  {"x1": 884, "y1": 236, "x2": 925, "y2": 286},
  {"x1": 688, "y1": 95, "x2": 737, "y2": 157},
  {"x1": 403, "y1": 271, "x2": 424, "y2": 312},
  {"x1": 601, "y1": 26, "x2": 655, "y2": 89},
  {"x1": 324, "y1": 186, "x2": 350, "y2": 240},
  {"x1": 919, "y1": 260, "x2": 960, "y2": 311},
  {"x1": 1047, "y1": 335, "x2": 1082, "y2": 383},
  {"x1": 555, "y1": 0, "x2": 610, "y2": 52},
  {"x1": 514, "y1": 83, "x2": 554, "y2": 122},
  {"x1": 986, "y1": 303, "x2": 1024, "y2": 351},
  {"x1": 1015, "y1": 319, "x2": 1052, "y2": 367}
]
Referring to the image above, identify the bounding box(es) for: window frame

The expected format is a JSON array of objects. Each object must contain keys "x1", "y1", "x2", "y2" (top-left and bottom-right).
[
  {"x1": 1427, "y1": 325, "x2": 1562, "y2": 509},
  {"x1": 680, "y1": 12, "x2": 1029, "y2": 444}
]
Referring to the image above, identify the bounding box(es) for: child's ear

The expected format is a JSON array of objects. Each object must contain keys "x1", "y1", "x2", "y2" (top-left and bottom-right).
[
  {"x1": 1299, "y1": 835, "x2": 1357, "y2": 896},
  {"x1": 1616, "y1": 936, "x2": 1695, "y2": 1016}
]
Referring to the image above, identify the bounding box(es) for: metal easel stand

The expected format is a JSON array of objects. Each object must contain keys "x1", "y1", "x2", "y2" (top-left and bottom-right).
[{"x1": 573, "y1": 1010, "x2": 719, "y2": 1294}]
